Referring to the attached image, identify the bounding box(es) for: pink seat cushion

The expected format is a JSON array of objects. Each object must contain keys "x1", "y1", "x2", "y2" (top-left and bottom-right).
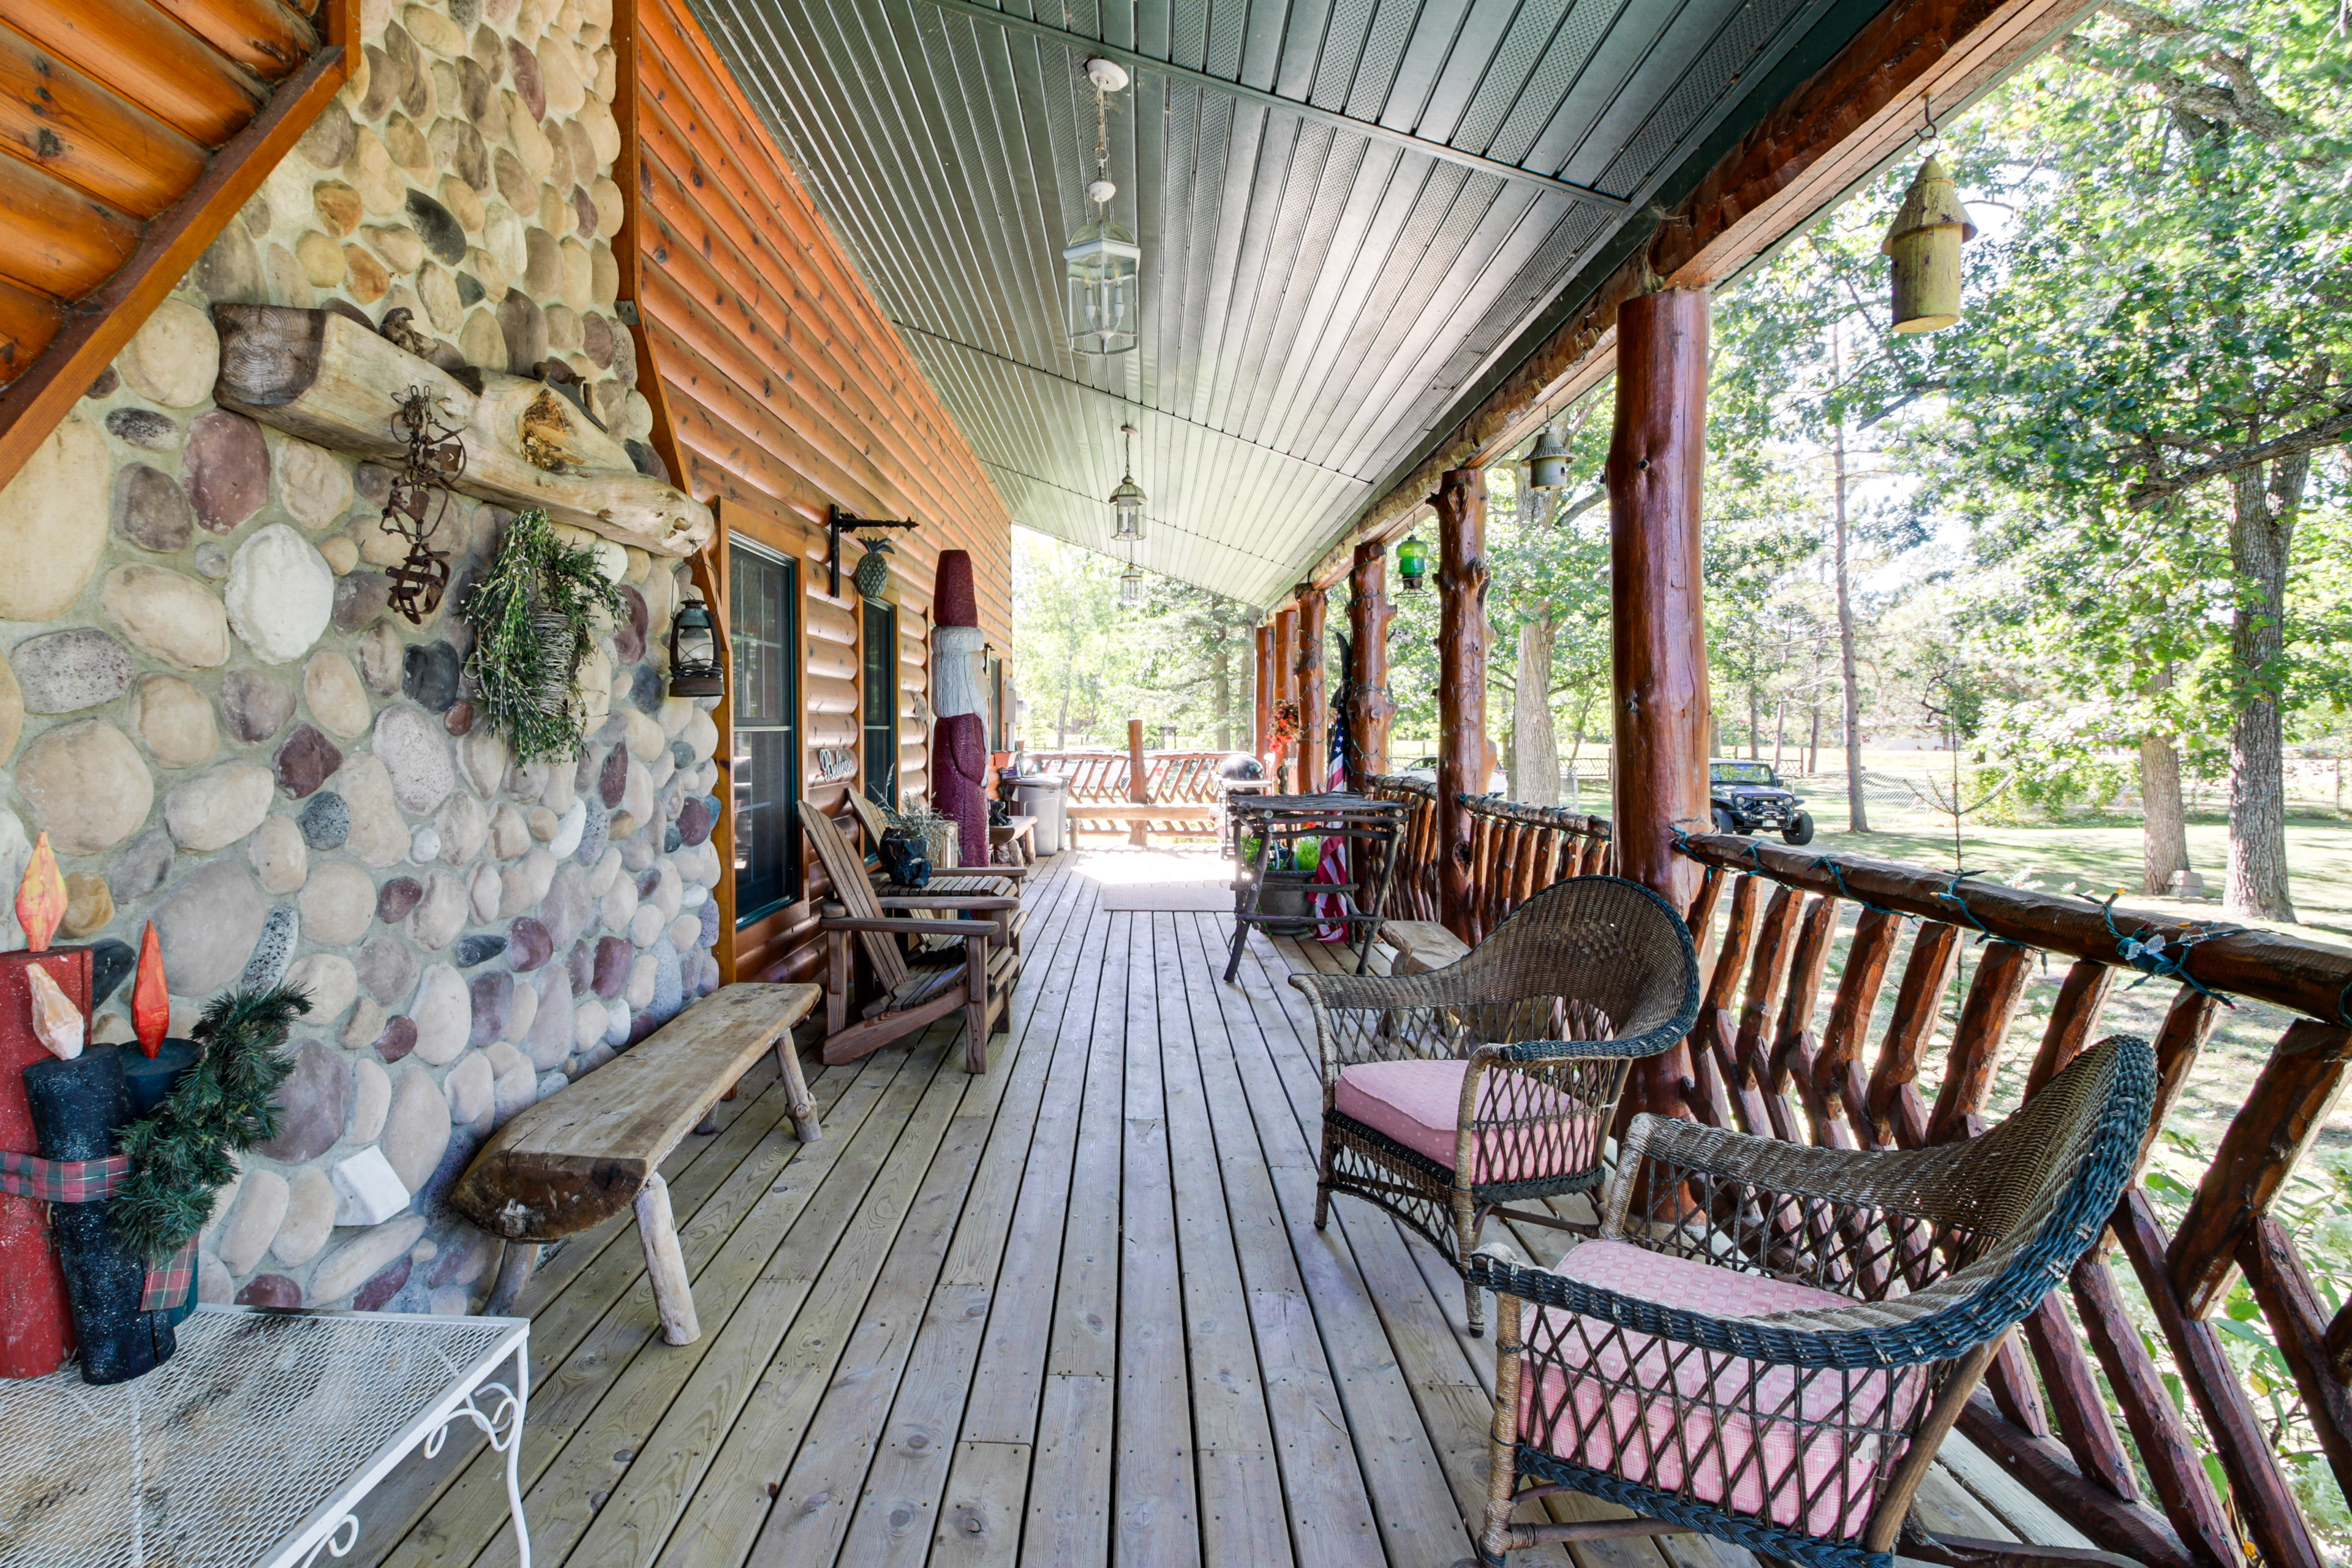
[
  {"x1": 1331, "y1": 1059, "x2": 1596, "y2": 1185},
  {"x1": 1517, "y1": 1240, "x2": 1923, "y2": 1541}
]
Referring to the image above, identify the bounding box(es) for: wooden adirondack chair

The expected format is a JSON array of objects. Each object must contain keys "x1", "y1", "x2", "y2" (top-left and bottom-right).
[
  {"x1": 799, "y1": 801, "x2": 1017, "y2": 1074},
  {"x1": 843, "y1": 790, "x2": 1028, "y2": 953}
]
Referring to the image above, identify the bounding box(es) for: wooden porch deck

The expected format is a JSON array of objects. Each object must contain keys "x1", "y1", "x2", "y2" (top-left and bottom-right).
[{"x1": 351, "y1": 850, "x2": 2086, "y2": 1568}]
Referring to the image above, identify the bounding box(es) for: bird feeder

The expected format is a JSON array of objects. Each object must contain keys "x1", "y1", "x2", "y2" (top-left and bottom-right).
[
  {"x1": 667, "y1": 593, "x2": 725, "y2": 697},
  {"x1": 1396, "y1": 536, "x2": 1431, "y2": 592},
  {"x1": 1882, "y1": 153, "x2": 1976, "y2": 334},
  {"x1": 1528, "y1": 425, "x2": 1572, "y2": 491}
]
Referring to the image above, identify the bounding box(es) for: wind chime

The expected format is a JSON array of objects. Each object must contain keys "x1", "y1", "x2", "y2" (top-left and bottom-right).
[{"x1": 382, "y1": 386, "x2": 468, "y2": 624}]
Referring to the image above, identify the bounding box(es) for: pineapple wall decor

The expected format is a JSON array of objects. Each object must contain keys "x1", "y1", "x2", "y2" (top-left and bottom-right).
[{"x1": 461, "y1": 507, "x2": 628, "y2": 761}]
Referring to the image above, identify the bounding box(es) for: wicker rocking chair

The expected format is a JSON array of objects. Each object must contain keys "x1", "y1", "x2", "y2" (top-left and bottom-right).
[
  {"x1": 1289, "y1": 876, "x2": 1701, "y2": 1335},
  {"x1": 1458, "y1": 1034, "x2": 2157, "y2": 1568}
]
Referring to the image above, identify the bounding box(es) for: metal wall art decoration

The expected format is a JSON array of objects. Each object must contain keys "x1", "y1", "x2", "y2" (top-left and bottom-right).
[{"x1": 382, "y1": 386, "x2": 467, "y2": 624}]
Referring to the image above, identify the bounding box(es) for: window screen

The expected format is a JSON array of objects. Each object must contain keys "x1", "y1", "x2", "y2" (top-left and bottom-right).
[{"x1": 863, "y1": 600, "x2": 897, "y2": 807}]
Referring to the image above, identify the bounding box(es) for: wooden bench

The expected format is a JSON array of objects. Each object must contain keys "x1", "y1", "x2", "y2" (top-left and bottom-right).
[
  {"x1": 450, "y1": 981, "x2": 821, "y2": 1344},
  {"x1": 989, "y1": 814, "x2": 1036, "y2": 864}
]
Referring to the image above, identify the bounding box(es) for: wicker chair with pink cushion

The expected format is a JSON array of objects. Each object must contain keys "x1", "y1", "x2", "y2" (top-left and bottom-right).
[
  {"x1": 1289, "y1": 875, "x2": 1700, "y2": 1335},
  {"x1": 1458, "y1": 1034, "x2": 2155, "y2": 1568}
]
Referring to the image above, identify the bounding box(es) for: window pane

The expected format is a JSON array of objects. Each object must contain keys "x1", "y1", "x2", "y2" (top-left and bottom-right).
[
  {"x1": 863, "y1": 601, "x2": 896, "y2": 806},
  {"x1": 730, "y1": 542, "x2": 797, "y2": 919}
]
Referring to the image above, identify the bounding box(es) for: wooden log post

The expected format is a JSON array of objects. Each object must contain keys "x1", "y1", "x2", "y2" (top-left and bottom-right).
[
  {"x1": 1272, "y1": 606, "x2": 1298, "y2": 793},
  {"x1": 1433, "y1": 467, "x2": 1490, "y2": 941},
  {"x1": 1295, "y1": 584, "x2": 1329, "y2": 792},
  {"x1": 1254, "y1": 622, "x2": 1275, "y2": 771},
  {"x1": 1127, "y1": 718, "x2": 1150, "y2": 848},
  {"x1": 1346, "y1": 541, "x2": 1394, "y2": 790},
  {"x1": 1608, "y1": 288, "x2": 1711, "y2": 1129},
  {"x1": 634, "y1": 1172, "x2": 701, "y2": 1346}
]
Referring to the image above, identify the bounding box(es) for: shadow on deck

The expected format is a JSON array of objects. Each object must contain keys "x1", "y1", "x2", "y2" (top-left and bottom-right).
[{"x1": 349, "y1": 850, "x2": 2087, "y2": 1568}]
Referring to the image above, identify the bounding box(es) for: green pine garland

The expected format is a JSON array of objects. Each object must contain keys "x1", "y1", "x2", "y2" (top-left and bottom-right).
[
  {"x1": 462, "y1": 507, "x2": 627, "y2": 763},
  {"x1": 110, "y1": 986, "x2": 309, "y2": 1265}
]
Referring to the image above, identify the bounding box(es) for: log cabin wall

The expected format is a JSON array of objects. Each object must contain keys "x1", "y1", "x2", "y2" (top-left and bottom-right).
[
  {"x1": 624, "y1": 0, "x2": 1016, "y2": 989},
  {"x1": 0, "y1": 0, "x2": 727, "y2": 1322}
]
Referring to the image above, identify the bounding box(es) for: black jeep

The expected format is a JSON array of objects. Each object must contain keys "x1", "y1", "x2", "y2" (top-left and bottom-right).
[{"x1": 1709, "y1": 760, "x2": 1814, "y2": 845}]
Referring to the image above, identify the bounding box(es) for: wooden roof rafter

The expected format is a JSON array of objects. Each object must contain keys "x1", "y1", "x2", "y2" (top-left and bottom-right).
[{"x1": 0, "y1": 0, "x2": 356, "y2": 491}]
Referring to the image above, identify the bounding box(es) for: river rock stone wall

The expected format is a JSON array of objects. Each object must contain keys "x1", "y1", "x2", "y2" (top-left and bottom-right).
[{"x1": 0, "y1": 0, "x2": 725, "y2": 1314}]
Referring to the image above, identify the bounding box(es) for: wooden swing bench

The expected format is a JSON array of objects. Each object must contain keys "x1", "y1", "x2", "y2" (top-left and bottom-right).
[{"x1": 449, "y1": 981, "x2": 821, "y2": 1345}]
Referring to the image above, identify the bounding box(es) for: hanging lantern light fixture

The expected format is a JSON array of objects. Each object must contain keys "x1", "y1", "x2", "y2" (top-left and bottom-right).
[
  {"x1": 1395, "y1": 536, "x2": 1431, "y2": 592},
  {"x1": 1527, "y1": 422, "x2": 1572, "y2": 492},
  {"x1": 1882, "y1": 121, "x2": 1975, "y2": 334},
  {"x1": 1065, "y1": 59, "x2": 1140, "y2": 355},
  {"x1": 1109, "y1": 422, "x2": 1145, "y2": 541},
  {"x1": 667, "y1": 591, "x2": 725, "y2": 696},
  {"x1": 1118, "y1": 561, "x2": 1144, "y2": 608}
]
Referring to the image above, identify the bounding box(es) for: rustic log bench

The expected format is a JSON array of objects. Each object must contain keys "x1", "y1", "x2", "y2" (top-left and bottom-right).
[{"x1": 449, "y1": 981, "x2": 822, "y2": 1345}]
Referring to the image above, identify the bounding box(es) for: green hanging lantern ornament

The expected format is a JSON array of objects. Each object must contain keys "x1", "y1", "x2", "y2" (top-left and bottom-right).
[
  {"x1": 1882, "y1": 150, "x2": 1975, "y2": 334},
  {"x1": 1395, "y1": 535, "x2": 1431, "y2": 592}
]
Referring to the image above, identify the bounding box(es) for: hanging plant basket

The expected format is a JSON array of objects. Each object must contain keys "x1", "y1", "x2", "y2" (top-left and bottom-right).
[{"x1": 462, "y1": 508, "x2": 627, "y2": 762}]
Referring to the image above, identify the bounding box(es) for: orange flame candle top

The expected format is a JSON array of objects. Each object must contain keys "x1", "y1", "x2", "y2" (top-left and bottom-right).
[
  {"x1": 15, "y1": 831, "x2": 63, "y2": 954},
  {"x1": 132, "y1": 921, "x2": 169, "y2": 1060}
]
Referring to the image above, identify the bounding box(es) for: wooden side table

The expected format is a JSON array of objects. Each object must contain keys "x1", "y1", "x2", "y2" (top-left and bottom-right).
[{"x1": 990, "y1": 815, "x2": 1037, "y2": 865}]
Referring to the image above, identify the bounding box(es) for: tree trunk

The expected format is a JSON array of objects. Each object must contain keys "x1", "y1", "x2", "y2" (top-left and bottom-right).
[
  {"x1": 2226, "y1": 453, "x2": 2303, "y2": 921},
  {"x1": 1212, "y1": 624, "x2": 1232, "y2": 752},
  {"x1": 1747, "y1": 677, "x2": 1761, "y2": 760},
  {"x1": 2138, "y1": 662, "x2": 2190, "y2": 897},
  {"x1": 1511, "y1": 610, "x2": 1559, "y2": 805},
  {"x1": 1830, "y1": 330, "x2": 1869, "y2": 832}
]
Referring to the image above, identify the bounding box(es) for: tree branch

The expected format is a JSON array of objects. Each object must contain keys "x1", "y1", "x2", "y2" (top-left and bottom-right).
[{"x1": 2127, "y1": 409, "x2": 2352, "y2": 507}]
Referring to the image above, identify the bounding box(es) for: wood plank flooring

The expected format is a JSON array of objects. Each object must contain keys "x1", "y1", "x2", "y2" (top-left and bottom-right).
[{"x1": 350, "y1": 850, "x2": 2057, "y2": 1568}]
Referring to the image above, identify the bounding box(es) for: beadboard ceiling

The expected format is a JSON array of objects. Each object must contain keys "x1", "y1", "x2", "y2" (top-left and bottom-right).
[{"x1": 684, "y1": 0, "x2": 1890, "y2": 606}]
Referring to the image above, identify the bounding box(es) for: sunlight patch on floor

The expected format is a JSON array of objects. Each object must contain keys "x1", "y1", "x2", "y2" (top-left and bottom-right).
[{"x1": 1066, "y1": 846, "x2": 1233, "y2": 885}]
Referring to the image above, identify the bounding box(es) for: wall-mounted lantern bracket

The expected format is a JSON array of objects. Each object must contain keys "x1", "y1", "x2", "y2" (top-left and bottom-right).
[{"x1": 826, "y1": 507, "x2": 921, "y2": 597}]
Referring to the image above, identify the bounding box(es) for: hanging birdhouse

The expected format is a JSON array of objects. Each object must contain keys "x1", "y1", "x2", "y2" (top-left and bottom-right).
[
  {"x1": 1527, "y1": 426, "x2": 1572, "y2": 491},
  {"x1": 1882, "y1": 153, "x2": 1975, "y2": 334}
]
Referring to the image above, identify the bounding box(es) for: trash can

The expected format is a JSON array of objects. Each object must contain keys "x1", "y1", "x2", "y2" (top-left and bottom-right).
[{"x1": 1010, "y1": 771, "x2": 1070, "y2": 855}]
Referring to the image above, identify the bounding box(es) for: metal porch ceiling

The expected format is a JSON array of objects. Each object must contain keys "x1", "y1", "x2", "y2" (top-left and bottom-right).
[{"x1": 684, "y1": 0, "x2": 1882, "y2": 606}]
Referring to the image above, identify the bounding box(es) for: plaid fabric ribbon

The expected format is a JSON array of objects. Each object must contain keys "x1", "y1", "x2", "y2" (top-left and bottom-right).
[{"x1": 0, "y1": 1150, "x2": 198, "y2": 1311}]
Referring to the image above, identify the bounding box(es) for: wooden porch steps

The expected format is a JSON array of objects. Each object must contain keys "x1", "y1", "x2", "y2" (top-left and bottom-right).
[{"x1": 347, "y1": 851, "x2": 2069, "y2": 1568}]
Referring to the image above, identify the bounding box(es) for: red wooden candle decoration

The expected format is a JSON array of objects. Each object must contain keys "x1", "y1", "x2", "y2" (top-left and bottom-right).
[
  {"x1": 132, "y1": 922, "x2": 168, "y2": 1061},
  {"x1": 0, "y1": 936, "x2": 87, "y2": 1378},
  {"x1": 15, "y1": 834, "x2": 62, "y2": 954}
]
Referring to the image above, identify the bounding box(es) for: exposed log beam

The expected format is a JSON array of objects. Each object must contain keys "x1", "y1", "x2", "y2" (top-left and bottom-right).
[
  {"x1": 213, "y1": 306, "x2": 716, "y2": 557},
  {"x1": 910, "y1": 0, "x2": 1630, "y2": 213},
  {"x1": 0, "y1": 0, "x2": 353, "y2": 492},
  {"x1": 1302, "y1": 0, "x2": 2090, "y2": 591}
]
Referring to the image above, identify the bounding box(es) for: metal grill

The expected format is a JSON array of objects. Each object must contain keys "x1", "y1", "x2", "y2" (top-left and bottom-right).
[{"x1": 0, "y1": 1308, "x2": 526, "y2": 1568}]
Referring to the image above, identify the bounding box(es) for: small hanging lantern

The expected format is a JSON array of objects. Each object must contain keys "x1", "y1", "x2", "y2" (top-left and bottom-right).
[
  {"x1": 1066, "y1": 59, "x2": 1140, "y2": 355},
  {"x1": 1118, "y1": 562, "x2": 1144, "y2": 608},
  {"x1": 1109, "y1": 422, "x2": 1146, "y2": 541},
  {"x1": 667, "y1": 591, "x2": 725, "y2": 696},
  {"x1": 1882, "y1": 151, "x2": 1975, "y2": 334},
  {"x1": 1528, "y1": 424, "x2": 1572, "y2": 491},
  {"x1": 1395, "y1": 536, "x2": 1431, "y2": 592}
]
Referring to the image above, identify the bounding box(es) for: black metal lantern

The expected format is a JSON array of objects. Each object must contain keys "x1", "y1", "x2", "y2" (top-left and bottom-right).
[{"x1": 668, "y1": 592, "x2": 725, "y2": 696}]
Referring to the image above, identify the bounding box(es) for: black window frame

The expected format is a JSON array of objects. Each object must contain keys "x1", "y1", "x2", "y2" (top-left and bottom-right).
[
  {"x1": 729, "y1": 537, "x2": 799, "y2": 926},
  {"x1": 862, "y1": 599, "x2": 899, "y2": 809}
]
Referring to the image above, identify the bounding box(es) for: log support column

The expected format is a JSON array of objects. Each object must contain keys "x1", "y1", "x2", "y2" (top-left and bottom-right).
[
  {"x1": 1295, "y1": 584, "x2": 1328, "y2": 793},
  {"x1": 1254, "y1": 623, "x2": 1275, "y2": 768},
  {"x1": 1272, "y1": 606, "x2": 1299, "y2": 792},
  {"x1": 1346, "y1": 541, "x2": 1394, "y2": 790},
  {"x1": 1610, "y1": 286, "x2": 1711, "y2": 1126},
  {"x1": 1434, "y1": 467, "x2": 1490, "y2": 941},
  {"x1": 1127, "y1": 717, "x2": 1150, "y2": 846}
]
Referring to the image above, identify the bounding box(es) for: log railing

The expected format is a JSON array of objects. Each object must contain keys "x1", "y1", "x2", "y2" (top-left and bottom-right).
[
  {"x1": 1669, "y1": 831, "x2": 2349, "y2": 1568},
  {"x1": 1363, "y1": 775, "x2": 1611, "y2": 944},
  {"x1": 1023, "y1": 749, "x2": 1237, "y2": 807}
]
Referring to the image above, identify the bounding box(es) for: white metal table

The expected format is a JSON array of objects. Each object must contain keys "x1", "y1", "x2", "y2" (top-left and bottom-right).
[{"x1": 0, "y1": 1304, "x2": 530, "y2": 1568}]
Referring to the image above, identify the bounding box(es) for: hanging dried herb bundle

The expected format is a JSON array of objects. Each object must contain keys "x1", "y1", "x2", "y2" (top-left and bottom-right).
[
  {"x1": 110, "y1": 986, "x2": 309, "y2": 1265},
  {"x1": 462, "y1": 507, "x2": 627, "y2": 761}
]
